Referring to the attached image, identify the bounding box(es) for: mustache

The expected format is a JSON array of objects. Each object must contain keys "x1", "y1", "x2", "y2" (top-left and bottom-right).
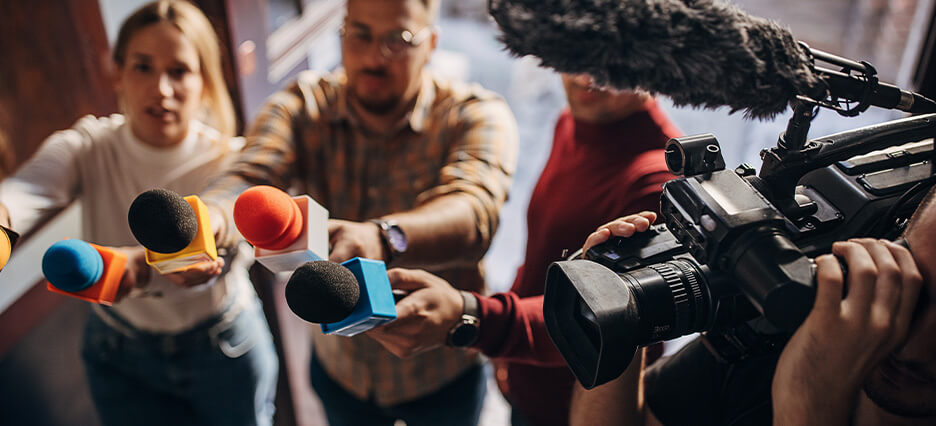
[{"x1": 361, "y1": 68, "x2": 388, "y2": 77}]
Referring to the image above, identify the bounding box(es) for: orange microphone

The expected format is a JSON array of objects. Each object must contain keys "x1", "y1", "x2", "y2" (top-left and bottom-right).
[
  {"x1": 128, "y1": 188, "x2": 218, "y2": 274},
  {"x1": 43, "y1": 239, "x2": 127, "y2": 305},
  {"x1": 234, "y1": 185, "x2": 329, "y2": 273}
]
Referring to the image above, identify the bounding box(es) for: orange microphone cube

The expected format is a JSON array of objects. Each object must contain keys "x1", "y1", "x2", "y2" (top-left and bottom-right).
[{"x1": 44, "y1": 240, "x2": 128, "y2": 306}]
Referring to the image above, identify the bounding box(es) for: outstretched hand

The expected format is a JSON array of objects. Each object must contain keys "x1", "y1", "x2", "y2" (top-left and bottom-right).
[
  {"x1": 113, "y1": 246, "x2": 152, "y2": 302},
  {"x1": 367, "y1": 268, "x2": 464, "y2": 358},
  {"x1": 165, "y1": 258, "x2": 225, "y2": 287},
  {"x1": 582, "y1": 211, "x2": 657, "y2": 254},
  {"x1": 328, "y1": 219, "x2": 388, "y2": 263}
]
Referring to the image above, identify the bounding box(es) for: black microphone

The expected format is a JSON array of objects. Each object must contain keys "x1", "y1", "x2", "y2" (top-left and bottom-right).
[
  {"x1": 127, "y1": 188, "x2": 219, "y2": 273},
  {"x1": 128, "y1": 188, "x2": 198, "y2": 254},
  {"x1": 488, "y1": 0, "x2": 936, "y2": 118},
  {"x1": 285, "y1": 261, "x2": 361, "y2": 324},
  {"x1": 285, "y1": 259, "x2": 404, "y2": 336}
]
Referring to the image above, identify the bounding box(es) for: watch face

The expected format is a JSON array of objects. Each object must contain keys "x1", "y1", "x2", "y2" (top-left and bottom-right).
[
  {"x1": 451, "y1": 322, "x2": 480, "y2": 347},
  {"x1": 387, "y1": 225, "x2": 407, "y2": 252}
]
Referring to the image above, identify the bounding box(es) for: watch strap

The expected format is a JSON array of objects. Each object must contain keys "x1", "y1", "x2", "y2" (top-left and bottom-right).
[
  {"x1": 369, "y1": 219, "x2": 397, "y2": 263},
  {"x1": 446, "y1": 291, "x2": 481, "y2": 347}
]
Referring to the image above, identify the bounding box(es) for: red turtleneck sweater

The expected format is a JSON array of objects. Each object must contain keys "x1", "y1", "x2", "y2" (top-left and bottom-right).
[{"x1": 473, "y1": 100, "x2": 680, "y2": 426}]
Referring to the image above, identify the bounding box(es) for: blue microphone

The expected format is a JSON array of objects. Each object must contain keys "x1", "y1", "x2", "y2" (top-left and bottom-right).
[
  {"x1": 42, "y1": 239, "x2": 128, "y2": 305},
  {"x1": 43, "y1": 240, "x2": 105, "y2": 292},
  {"x1": 285, "y1": 258, "x2": 398, "y2": 336}
]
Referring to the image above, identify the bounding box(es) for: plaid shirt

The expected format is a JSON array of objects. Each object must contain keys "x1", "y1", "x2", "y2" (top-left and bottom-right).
[{"x1": 202, "y1": 70, "x2": 517, "y2": 405}]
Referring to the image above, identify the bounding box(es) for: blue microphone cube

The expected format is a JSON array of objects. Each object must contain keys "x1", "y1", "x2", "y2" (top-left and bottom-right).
[{"x1": 321, "y1": 258, "x2": 397, "y2": 336}]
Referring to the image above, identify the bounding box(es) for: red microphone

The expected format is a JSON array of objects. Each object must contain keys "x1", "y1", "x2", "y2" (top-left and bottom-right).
[{"x1": 234, "y1": 185, "x2": 329, "y2": 273}]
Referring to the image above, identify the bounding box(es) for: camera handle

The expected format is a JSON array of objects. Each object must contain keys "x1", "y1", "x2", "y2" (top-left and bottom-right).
[
  {"x1": 759, "y1": 113, "x2": 936, "y2": 220},
  {"x1": 756, "y1": 44, "x2": 936, "y2": 221}
]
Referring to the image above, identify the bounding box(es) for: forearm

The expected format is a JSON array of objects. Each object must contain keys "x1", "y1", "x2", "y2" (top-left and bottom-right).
[
  {"x1": 382, "y1": 193, "x2": 486, "y2": 268},
  {"x1": 201, "y1": 84, "x2": 304, "y2": 248},
  {"x1": 771, "y1": 384, "x2": 855, "y2": 426},
  {"x1": 570, "y1": 349, "x2": 646, "y2": 426},
  {"x1": 474, "y1": 292, "x2": 568, "y2": 366}
]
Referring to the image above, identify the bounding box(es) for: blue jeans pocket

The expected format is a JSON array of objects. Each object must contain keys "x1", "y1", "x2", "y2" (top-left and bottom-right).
[{"x1": 211, "y1": 307, "x2": 261, "y2": 359}]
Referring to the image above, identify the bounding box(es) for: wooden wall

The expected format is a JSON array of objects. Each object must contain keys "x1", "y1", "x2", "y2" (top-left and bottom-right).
[{"x1": 0, "y1": 0, "x2": 117, "y2": 173}]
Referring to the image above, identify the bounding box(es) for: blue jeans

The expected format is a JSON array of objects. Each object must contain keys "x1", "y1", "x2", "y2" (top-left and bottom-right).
[
  {"x1": 81, "y1": 300, "x2": 279, "y2": 426},
  {"x1": 309, "y1": 354, "x2": 486, "y2": 426}
]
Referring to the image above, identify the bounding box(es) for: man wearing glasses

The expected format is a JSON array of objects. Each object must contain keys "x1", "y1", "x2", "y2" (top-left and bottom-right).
[{"x1": 201, "y1": 0, "x2": 518, "y2": 425}]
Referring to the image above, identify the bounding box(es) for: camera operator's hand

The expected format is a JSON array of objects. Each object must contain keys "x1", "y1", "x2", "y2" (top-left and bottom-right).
[
  {"x1": 582, "y1": 211, "x2": 657, "y2": 254},
  {"x1": 772, "y1": 239, "x2": 923, "y2": 426},
  {"x1": 366, "y1": 268, "x2": 465, "y2": 358}
]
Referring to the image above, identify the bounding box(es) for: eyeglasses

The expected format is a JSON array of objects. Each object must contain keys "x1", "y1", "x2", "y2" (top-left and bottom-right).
[{"x1": 339, "y1": 25, "x2": 434, "y2": 59}]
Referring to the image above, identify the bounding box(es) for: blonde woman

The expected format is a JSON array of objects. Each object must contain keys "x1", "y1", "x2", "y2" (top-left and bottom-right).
[{"x1": 0, "y1": 2, "x2": 277, "y2": 425}]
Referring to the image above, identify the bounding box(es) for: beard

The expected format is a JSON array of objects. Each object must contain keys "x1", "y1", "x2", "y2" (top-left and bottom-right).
[
  {"x1": 349, "y1": 90, "x2": 400, "y2": 115},
  {"x1": 349, "y1": 68, "x2": 402, "y2": 115}
]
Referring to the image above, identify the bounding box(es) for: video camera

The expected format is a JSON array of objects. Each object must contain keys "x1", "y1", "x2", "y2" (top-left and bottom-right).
[{"x1": 543, "y1": 47, "x2": 936, "y2": 389}]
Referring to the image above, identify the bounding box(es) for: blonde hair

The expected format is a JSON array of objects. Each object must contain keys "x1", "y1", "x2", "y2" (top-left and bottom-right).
[{"x1": 113, "y1": 0, "x2": 236, "y2": 138}]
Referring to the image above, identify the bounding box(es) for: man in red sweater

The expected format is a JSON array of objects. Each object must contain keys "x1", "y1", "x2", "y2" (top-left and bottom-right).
[{"x1": 368, "y1": 73, "x2": 680, "y2": 425}]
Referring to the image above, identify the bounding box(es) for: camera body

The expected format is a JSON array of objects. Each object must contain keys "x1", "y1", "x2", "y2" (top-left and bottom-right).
[{"x1": 544, "y1": 115, "x2": 936, "y2": 389}]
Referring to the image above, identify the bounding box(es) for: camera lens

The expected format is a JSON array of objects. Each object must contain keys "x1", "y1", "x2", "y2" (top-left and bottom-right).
[
  {"x1": 544, "y1": 257, "x2": 714, "y2": 389},
  {"x1": 622, "y1": 259, "x2": 711, "y2": 342}
]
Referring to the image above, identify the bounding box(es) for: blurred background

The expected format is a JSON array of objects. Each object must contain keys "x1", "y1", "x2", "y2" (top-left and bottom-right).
[{"x1": 0, "y1": 0, "x2": 934, "y2": 424}]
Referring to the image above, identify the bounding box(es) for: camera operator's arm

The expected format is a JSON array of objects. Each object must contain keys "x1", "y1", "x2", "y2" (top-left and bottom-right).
[{"x1": 772, "y1": 239, "x2": 922, "y2": 426}]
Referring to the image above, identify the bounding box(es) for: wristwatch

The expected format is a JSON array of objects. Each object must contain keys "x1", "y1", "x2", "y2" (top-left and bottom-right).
[
  {"x1": 369, "y1": 219, "x2": 407, "y2": 263},
  {"x1": 446, "y1": 290, "x2": 481, "y2": 347}
]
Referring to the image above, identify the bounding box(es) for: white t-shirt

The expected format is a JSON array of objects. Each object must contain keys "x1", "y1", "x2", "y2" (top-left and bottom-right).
[{"x1": 0, "y1": 114, "x2": 254, "y2": 333}]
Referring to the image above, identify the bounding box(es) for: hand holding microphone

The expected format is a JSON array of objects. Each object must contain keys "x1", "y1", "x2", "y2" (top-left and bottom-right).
[
  {"x1": 284, "y1": 259, "x2": 473, "y2": 356},
  {"x1": 328, "y1": 219, "x2": 390, "y2": 263},
  {"x1": 366, "y1": 268, "x2": 468, "y2": 358},
  {"x1": 234, "y1": 185, "x2": 329, "y2": 273},
  {"x1": 128, "y1": 188, "x2": 223, "y2": 285}
]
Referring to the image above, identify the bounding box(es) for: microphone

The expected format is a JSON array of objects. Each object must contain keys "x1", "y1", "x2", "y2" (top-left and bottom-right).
[
  {"x1": 233, "y1": 185, "x2": 329, "y2": 274},
  {"x1": 488, "y1": 0, "x2": 936, "y2": 118},
  {"x1": 0, "y1": 225, "x2": 18, "y2": 271},
  {"x1": 128, "y1": 188, "x2": 218, "y2": 274},
  {"x1": 42, "y1": 239, "x2": 127, "y2": 305},
  {"x1": 285, "y1": 259, "x2": 399, "y2": 337}
]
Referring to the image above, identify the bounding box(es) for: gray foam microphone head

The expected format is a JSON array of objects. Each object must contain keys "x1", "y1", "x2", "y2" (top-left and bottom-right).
[{"x1": 285, "y1": 261, "x2": 361, "y2": 324}]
